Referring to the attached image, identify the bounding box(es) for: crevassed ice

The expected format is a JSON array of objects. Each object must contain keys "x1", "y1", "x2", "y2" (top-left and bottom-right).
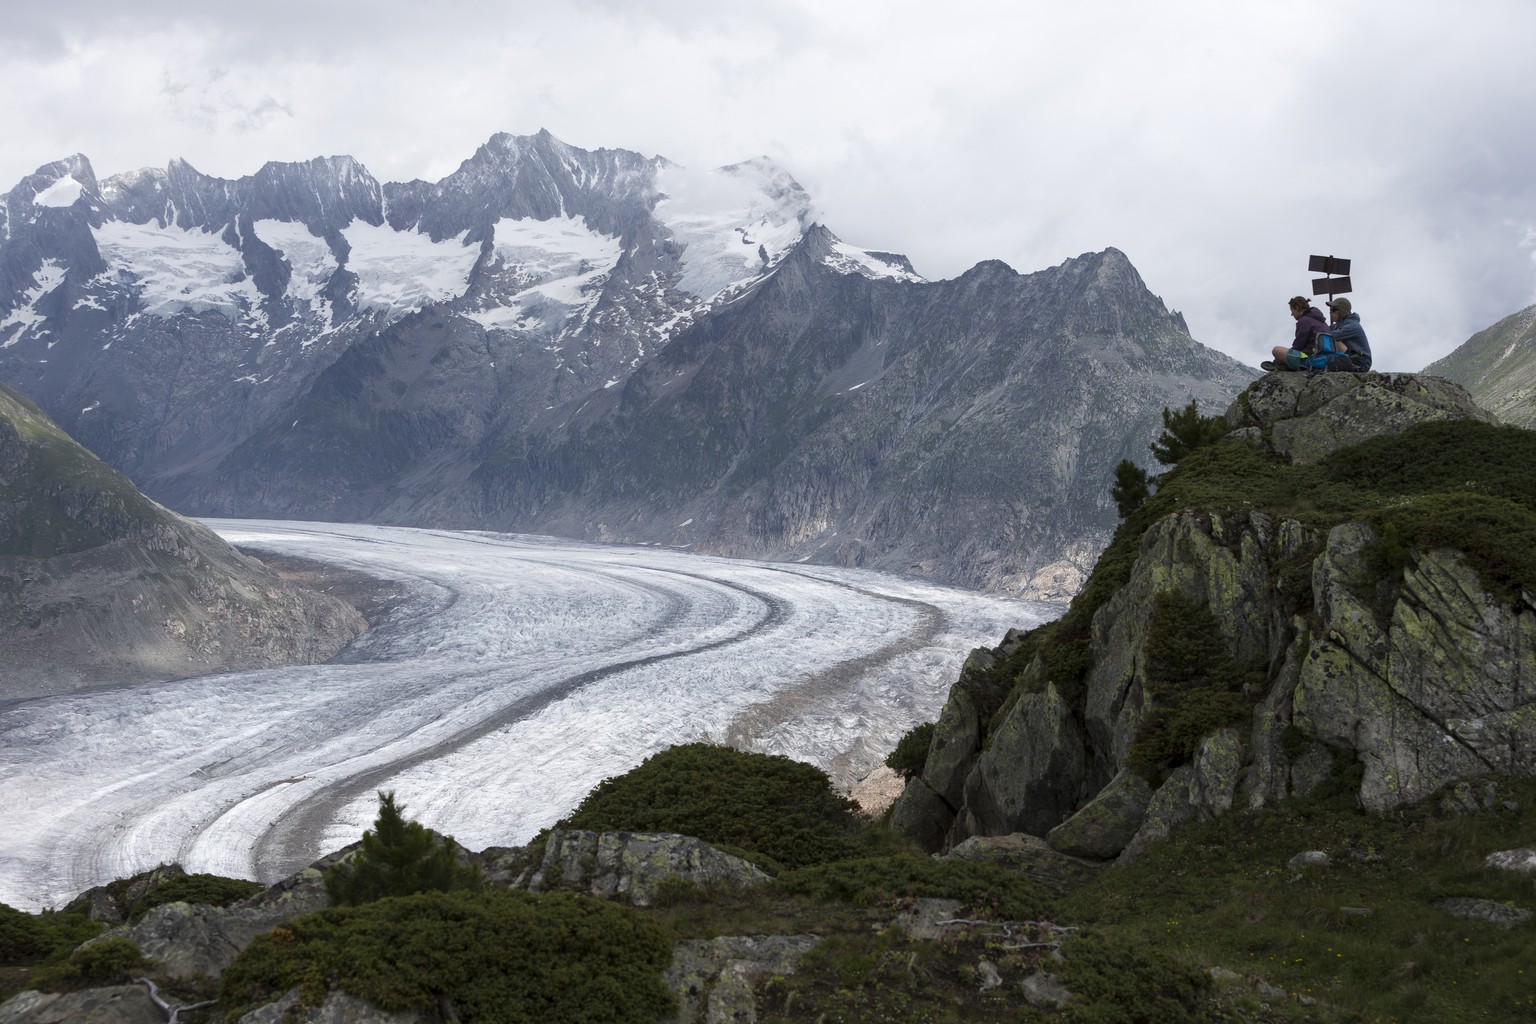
[
  {"x1": 93, "y1": 220, "x2": 261, "y2": 320},
  {"x1": 466, "y1": 214, "x2": 623, "y2": 330},
  {"x1": 654, "y1": 162, "x2": 810, "y2": 301},
  {"x1": 253, "y1": 220, "x2": 338, "y2": 306},
  {"x1": 0, "y1": 521, "x2": 1059, "y2": 910},
  {"x1": 340, "y1": 220, "x2": 480, "y2": 318}
]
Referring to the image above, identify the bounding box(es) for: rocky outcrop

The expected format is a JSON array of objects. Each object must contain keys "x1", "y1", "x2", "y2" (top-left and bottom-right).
[
  {"x1": 97, "y1": 860, "x2": 332, "y2": 981},
  {"x1": 232, "y1": 990, "x2": 424, "y2": 1024},
  {"x1": 0, "y1": 383, "x2": 366, "y2": 699},
  {"x1": 663, "y1": 935, "x2": 821, "y2": 1024},
  {"x1": 525, "y1": 830, "x2": 770, "y2": 906},
  {"x1": 891, "y1": 372, "x2": 1534, "y2": 859},
  {"x1": 1225, "y1": 371, "x2": 1495, "y2": 463},
  {"x1": 0, "y1": 986, "x2": 162, "y2": 1024}
]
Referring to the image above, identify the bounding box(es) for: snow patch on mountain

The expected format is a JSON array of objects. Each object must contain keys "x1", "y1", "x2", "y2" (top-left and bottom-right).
[
  {"x1": 254, "y1": 220, "x2": 339, "y2": 306},
  {"x1": 340, "y1": 220, "x2": 480, "y2": 318},
  {"x1": 92, "y1": 220, "x2": 261, "y2": 320},
  {"x1": 654, "y1": 159, "x2": 813, "y2": 301},
  {"x1": 33, "y1": 176, "x2": 85, "y2": 208},
  {"x1": 0, "y1": 261, "x2": 67, "y2": 344},
  {"x1": 824, "y1": 241, "x2": 928, "y2": 283}
]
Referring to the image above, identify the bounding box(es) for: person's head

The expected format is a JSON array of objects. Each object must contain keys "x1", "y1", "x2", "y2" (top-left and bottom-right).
[
  {"x1": 1326, "y1": 297, "x2": 1352, "y2": 321},
  {"x1": 1287, "y1": 296, "x2": 1311, "y2": 318}
]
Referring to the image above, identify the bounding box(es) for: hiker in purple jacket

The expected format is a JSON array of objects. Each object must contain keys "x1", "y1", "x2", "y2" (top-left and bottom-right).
[{"x1": 1262, "y1": 296, "x2": 1329, "y2": 371}]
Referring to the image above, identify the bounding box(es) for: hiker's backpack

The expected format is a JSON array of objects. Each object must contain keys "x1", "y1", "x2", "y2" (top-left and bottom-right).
[{"x1": 1294, "y1": 333, "x2": 1357, "y2": 374}]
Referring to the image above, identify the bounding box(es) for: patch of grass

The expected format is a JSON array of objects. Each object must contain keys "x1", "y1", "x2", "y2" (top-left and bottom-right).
[
  {"x1": 1060, "y1": 778, "x2": 1536, "y2": 1023},
  {"x1": 772, "y1": 854, "x2": 1055, "y2": 921},
  {"x1": 555, "y1": 743, "x2": 873, "y2": 870},
  {"x1": 218, "y1": 888, "x2": 676, "y2": 1023}
]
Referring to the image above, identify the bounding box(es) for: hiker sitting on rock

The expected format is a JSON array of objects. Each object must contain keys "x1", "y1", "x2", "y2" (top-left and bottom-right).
[
  {"x1": 1326, "y1": 297, "x2": 1372, "y2": 370},
  {"x1": 1262, "y1": 296, "x2": 1329, "y2": 371}
]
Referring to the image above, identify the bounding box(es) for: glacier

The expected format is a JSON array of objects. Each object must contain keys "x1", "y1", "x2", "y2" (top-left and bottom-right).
[{"x1": 0, "y1": 521, "x2": 1055, "y2": 911}]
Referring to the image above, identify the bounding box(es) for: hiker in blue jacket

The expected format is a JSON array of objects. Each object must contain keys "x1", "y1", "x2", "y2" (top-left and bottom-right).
[
  {"x1": 1326, "y1": 297, "x2": 1372, "y2": 370},
  {"x1": 1262, "y1": 296, "x2": 1329, "y2": 370}
]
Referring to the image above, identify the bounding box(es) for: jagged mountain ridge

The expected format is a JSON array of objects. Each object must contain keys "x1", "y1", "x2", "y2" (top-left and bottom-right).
[
  {"x1": 1421, "y1": 301, "x2": 1536, "y2": 428},
  {"x1": 1, "y1": 131, "x2": 1255, "y2": 595}
]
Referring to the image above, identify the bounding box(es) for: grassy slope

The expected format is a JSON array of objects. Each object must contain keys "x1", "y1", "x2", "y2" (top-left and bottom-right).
[
  {"x1": 0, "y1": 383, "x2": 166, "y2": 557},
  {"x1": 1423, "y1": 304, "x2": 1536, "y2": 428}
]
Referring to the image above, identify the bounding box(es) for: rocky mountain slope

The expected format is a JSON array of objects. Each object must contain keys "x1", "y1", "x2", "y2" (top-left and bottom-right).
[
  {"x1": 0, "y1": 132, "x2": 1256, "y2": 596},
  {"x1": 1421, "y1": 301, "x2": 1536, "y2": 427},
  {"x1": 891, "y1": 371, "x2": 1535, "y2": 855},
  {"x1": 0, "y1": 383, "x2": 365, "y2": 700}
]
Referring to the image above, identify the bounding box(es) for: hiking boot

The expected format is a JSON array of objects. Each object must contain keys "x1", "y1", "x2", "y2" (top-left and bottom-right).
[{"x1": 1259, "y1": 360, "x2": 1281, "y2": 371}]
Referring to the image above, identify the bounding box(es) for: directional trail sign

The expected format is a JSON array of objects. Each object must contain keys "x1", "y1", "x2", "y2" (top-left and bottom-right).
[{"x1": 1308, "y1": 254, "x2": 1351, "y2": 297}]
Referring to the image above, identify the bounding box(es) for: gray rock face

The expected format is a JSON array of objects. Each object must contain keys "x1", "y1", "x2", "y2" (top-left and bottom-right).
[
  {"x1": 663, "y1": 935, "x2": 821, "y2": 1024},
  {"x1": 526, "y1": 830, "x2": 770, "y2": 906},
  {"x1": 100, "y1": 863, "x2": 331, "y2": 980},
  {"x1": 1485, "y1": 848, "x2": 1536, "y2": 873},
  {"x1": 0, "y1": 986, "x2": 161, "y2": 1024},
  {"x1": 893, "y1": 372, "x2": 1532, "y2": 856},
  {"x1": 234, "y1": 989, "x2": 425, "y2": 1024},
  {"x1": 0, "y1": 384, "x2": 366, "y2": 698},
  {"x1": 1, "y1": 135, "x2": 1256, "y2": 598},
  {"x1": 1045, "y1": 770, "x2": 1153, "y2": 860},
  {"x1": 1226, "y1": 371, "x2": 1495, "y2": 464},
  {"x1": 1433, "y1": 897, "x2": 1533, "y2": 928},
  {"x1": 1290, "y1": 525, "x2": 1536, "y2": 809}
]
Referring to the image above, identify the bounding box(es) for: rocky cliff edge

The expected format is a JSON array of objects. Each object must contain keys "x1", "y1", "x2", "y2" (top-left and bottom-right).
[{"x1": 891, "y1": 371, "x2": 1535, "y2": 859}]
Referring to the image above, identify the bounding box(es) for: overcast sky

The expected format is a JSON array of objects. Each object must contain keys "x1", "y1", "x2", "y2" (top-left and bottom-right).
[{"x1": 5, "y1": 0, "x2": 1534, "y2": 371}]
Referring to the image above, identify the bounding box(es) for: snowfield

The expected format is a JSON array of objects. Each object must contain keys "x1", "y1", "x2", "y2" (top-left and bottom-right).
[{"x1": 0, "y1": 521, "x2": 1056, "y2": 912}]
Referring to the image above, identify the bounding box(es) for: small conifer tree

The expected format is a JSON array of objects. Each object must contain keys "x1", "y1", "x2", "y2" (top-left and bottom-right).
[
  {"x1": 1111, "y1": 459, "x2": 1152, "y2": 518},
  {"x1": 324, "y1": 791, "x2": 477, "y2": 905},
  {"x1": 1149, "y1": 400, "x2": 1228, "y2": 467}
]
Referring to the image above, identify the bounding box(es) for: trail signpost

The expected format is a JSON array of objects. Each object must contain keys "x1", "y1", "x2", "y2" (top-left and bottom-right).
[{"x1": 1309, "y1": 255, "x2": 1351, "y2": 299}]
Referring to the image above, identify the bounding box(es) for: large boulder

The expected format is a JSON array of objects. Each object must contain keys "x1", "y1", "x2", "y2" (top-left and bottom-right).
[
  {"x1": 1291, "y1": 525, "x2": 1536, "y2": 809},
  {"x1": 0, "y1": 986, "x2": 162, "y2": 1024},
  {"x1": 662, "y1": 935, "x2": 821, "y2": 1024},
  {"x1": 525, "y1": 831, "x2": 770, "y2": 906},
  {"x1": 97, "y1": 858, "x2": 332, "y2": 980},
  {"x1": 1225, "y1": 371, "x2": 1495, "y2": 464}
]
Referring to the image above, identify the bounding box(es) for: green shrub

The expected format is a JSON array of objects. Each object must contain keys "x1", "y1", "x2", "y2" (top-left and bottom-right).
[
  {"x1": 1125, "y1": 592, "x2": 1250, "y2": 777},
  {"x1": 557, "y1": 744, "x2": 865, "y2": 869},
  {"x1": 29, "y1": 937, "x2": 151, "y2": 991},
  {"x1": 1056, "y1": 932, "x2": 1212, "y2": 1024},
  {"x1": 771, "y1": 854, "x2": 1055, "y2": 921},
  {"x1": 0, "y1": 904, "x2": 100, "y2": 966},
  {"x1": 0, "y1": 904, "x2": 50, "y2": 963},
  {"x1": 326, "y1": 791, "x2": 480, "y2": 905},
  {"x1": 884, "y1": 723, "x2": 935, "y2": 781},
  {"x1": 1366, "y1": 492, "x2": 1536, "y2": 607},
  {"x1": 130, "y1": 873, "x2": 265, "y2": 919},
  {"x1": 218, "y1": 889, "x2": 675, "y2": 1023}
]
